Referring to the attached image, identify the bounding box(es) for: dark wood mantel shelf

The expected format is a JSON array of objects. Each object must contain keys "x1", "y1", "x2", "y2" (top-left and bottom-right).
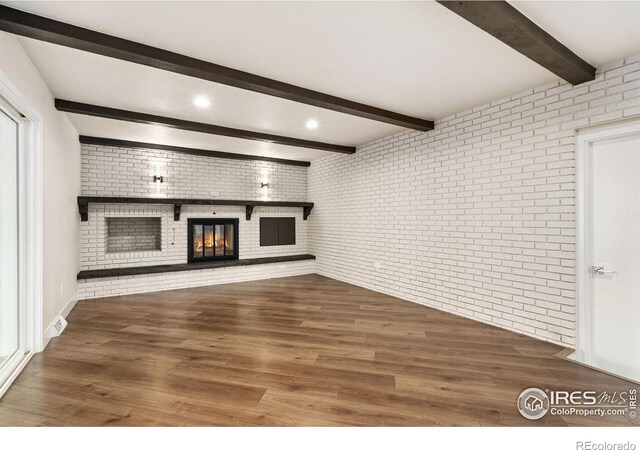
[
  {"x1": 77, "y1": 254, "x2": 316, "y2": 280},
  {"x1": 77, "y1": 196, "x2": 314, "y2": 221}
]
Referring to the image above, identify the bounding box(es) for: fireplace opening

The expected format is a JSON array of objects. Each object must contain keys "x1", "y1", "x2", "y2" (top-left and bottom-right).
[
  {"x1": 106, "y1": 217, "x2": 161, "y2": 253},
  {"x1": 188, "y1": 218, "x2": 239, "y2": 263}
]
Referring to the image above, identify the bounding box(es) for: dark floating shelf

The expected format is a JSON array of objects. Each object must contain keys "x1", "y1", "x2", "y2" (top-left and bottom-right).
[
  {"x1": 77, "y1": 254, "x2": 316, "y2": 280},
  {"x1": 77, "y1": 196, "x2": 314, "y2": 221}
]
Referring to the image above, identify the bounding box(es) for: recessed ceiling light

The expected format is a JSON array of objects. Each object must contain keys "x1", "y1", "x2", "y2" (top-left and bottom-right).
[
  {"x1": 193, "y1": 96, "x2": 210, "y2": 109},
  {"x1": 306, "y1": 119, "x2": 319, "y2": 129}
]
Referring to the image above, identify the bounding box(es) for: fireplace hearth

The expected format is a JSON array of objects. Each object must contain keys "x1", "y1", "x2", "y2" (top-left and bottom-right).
[{"x1": 188, "y1": 218, "x2": 238, "y2": 263}]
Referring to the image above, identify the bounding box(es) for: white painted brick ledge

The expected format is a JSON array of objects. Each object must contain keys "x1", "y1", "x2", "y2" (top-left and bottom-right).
[{"x1": 78, "y1": 260, "x2": 316, "y2": 300}]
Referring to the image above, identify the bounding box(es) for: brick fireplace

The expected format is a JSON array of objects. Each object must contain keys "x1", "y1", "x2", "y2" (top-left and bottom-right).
[{"x1": 77, "y1": 142, "x2": 315, "y2": 299}]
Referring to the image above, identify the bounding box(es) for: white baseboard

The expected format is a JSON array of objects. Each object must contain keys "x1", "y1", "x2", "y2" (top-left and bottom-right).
[{"x1": 43, "y1": 295, "x2": 77, "y2": 349}]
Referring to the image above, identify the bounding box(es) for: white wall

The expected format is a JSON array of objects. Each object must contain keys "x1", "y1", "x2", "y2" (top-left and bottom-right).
[
  {"x1": 308, "y1": 54, "x2": 640, "y2": 347},
  {"x1": 0, "y1": 33, "x2": 80, "y2": 332}
]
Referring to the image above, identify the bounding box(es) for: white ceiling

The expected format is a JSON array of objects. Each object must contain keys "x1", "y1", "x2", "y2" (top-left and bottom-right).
[
  {"x1": 3, "y1": 1, "x2": 640, "y2": 162},
  {"x1": 66, "y1": 113, "x2": 333, "y2": 161},
  {"x1": 16, "y1": 39, "x2": 401, "y2": 148},
  {"x1": 512, "y1": 1, "x2": 640, "y2": 67}
]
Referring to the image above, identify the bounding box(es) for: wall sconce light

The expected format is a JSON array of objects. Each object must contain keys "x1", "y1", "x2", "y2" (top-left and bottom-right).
[
  {"x1": 261, "y1": 182, "x2": 269, "y2": 189},
  {"x1": 153, "y1": 175, "x2": 164, "y2": 183}
]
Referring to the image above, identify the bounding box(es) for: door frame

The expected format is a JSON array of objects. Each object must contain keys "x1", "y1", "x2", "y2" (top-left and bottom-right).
[
  {"x1": 576, "y1": 117, "x2": 640, "y2": 365},
  {"x1": 0, "y1": 69, "x2": 44, "y2": 397}
]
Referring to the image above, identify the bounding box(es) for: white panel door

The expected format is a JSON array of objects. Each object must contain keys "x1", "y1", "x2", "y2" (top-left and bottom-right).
[{"x1": 588, "y1": 132, "x2": 640, "y2": 382}]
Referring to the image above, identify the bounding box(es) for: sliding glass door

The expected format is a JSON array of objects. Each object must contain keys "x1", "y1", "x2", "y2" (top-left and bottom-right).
[{"x1": 0, "y1": 102, "x2": 21, "y2": 389}]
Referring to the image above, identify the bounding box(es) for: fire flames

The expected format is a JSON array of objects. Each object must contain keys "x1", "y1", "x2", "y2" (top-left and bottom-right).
[
  {"x1": 193, "y1": 232, "x2": 233, "y2": 252},
  {"x1": 194, "y1": 231, "x2": 229, "y2": 252}
]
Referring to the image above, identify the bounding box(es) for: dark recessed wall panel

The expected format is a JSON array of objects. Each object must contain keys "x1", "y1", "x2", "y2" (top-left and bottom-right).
[
  {"x1": 278, "y1": 218, "x2": 296, "y2": 245},
  {"x1": 260, "y1": 218, "x2": 279, "y2": 246},
  {"x1": 260, "y1": 217, "x2": 296, "y2": 246}
]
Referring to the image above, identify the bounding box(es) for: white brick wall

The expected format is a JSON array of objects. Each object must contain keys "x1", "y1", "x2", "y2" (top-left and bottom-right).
[
  {"x1": 308, "y1": 54, "x2": 640, "y2": 347},
  {"x1": 79, "y1": 144, "x2": 311, "y2": 299},
  {"x1": 81, "y1": 144, "x2": 307, "y2": 201}
]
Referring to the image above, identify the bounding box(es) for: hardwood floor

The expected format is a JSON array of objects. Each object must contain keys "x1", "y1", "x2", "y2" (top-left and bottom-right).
[{"x1": 0, "y1": 274, "x2": 637, "y2": 426}]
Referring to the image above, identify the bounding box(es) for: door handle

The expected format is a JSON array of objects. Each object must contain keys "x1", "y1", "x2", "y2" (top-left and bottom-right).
[{"x1": 592, "y1": 265, "x2": 615, "y2": 275}]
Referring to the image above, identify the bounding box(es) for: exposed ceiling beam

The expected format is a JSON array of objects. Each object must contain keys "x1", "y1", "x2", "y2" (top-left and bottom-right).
[
  {"x1": 0, "y1": 5, "x2": 434, "y2": 131},
  {"x1": 79, "y1": 136, "x2": 311, "y2": 167},
  {"x1": 437, "y1": 1, "x2": 596, "y2": 85},
  {"x1": 56, "y1": 100, "x2": 356, "y2": 154}
]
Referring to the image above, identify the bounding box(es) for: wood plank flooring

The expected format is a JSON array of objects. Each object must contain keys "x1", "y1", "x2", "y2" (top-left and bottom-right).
[{"x1": 0, "y1": 274, "x2": 637, "y2": 426}]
